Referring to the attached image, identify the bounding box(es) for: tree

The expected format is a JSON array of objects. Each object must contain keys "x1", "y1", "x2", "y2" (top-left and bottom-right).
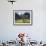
[
  {"x1": 24, "y1": 12, "x2": 30, "y2": 19},
  {"x1": 15, "y1": 13, "x2": 21, "y2": 20}
]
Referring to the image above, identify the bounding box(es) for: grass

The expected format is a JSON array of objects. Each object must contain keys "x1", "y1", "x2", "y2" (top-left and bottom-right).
[{"x1": 15, "y1": 19, "x2": 30, "y2": 23}]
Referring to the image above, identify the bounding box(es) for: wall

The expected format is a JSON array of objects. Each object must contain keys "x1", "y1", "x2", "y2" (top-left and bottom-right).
[{"x1": 0, "y1": 0, "x2": 46, "y2": 42}]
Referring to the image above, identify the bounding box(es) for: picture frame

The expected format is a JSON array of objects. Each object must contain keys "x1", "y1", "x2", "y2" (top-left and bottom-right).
[{"x1": 13, "y1": 10, "x2": 33, "y2": 25}]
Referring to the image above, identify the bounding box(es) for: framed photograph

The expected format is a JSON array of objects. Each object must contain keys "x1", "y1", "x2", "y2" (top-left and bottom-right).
[{"x1": 13, "y1": 10, "x2": 33, "y2": 25}]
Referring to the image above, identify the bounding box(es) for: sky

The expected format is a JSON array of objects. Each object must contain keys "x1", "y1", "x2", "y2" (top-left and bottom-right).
[{"x1": 15, "y1": 10, "x2": 31, "y2": 16}]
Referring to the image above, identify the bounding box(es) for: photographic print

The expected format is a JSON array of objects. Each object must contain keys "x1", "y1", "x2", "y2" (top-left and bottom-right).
[{"x1": 13, "y1": 10, "x2": 32, "y2": 25}]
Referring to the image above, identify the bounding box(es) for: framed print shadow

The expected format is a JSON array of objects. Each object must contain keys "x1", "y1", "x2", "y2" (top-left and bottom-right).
[{"x1": 13, "y1": 10, "x2": 33, "y2": 25}]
